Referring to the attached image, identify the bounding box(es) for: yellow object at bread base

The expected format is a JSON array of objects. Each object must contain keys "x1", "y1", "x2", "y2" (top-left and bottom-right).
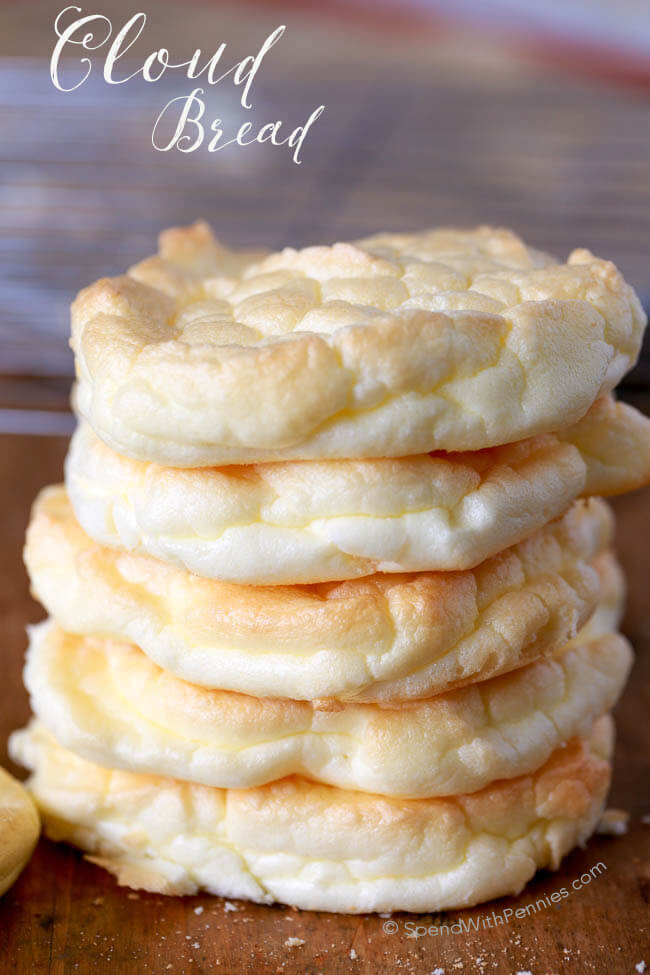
[{"x1": 0, "y1": 766, "x2": 40, "y2": 896}]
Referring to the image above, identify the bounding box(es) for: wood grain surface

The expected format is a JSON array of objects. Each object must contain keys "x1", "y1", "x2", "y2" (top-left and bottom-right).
[{"x1": 0, "y1": 427, "x2": 648, "y2": 975}]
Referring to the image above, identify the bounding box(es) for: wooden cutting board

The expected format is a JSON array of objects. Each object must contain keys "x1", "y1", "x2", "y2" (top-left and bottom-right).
[{"x1": 0, "y1": 430, "x2": 648, "y2": 974}]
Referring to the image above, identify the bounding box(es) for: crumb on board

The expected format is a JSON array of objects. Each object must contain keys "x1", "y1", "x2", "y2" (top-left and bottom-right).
[
  {"x1": 597, "y1": 808, "x2": 629, "y2": 835},
  {"x1": 636, "y1": 963, "x2": 646, "y2": 973},
  {"x1": 283, "y1": 937, "x2": 306, "y2": 948}
]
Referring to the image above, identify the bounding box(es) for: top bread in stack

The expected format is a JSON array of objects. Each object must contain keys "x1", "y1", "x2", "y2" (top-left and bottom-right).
[{"x1": 70, "y1": 223, "x2": 646, "y2": 466}]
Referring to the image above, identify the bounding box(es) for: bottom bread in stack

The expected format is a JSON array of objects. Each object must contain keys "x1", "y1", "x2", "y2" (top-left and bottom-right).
[{"x1": 11, "y1": 717, "x2": 614, "y2": 913}]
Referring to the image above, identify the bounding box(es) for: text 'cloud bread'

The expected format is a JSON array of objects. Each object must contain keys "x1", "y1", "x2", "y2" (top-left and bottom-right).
[
  {"x1": 70, "y1": 223, "x2": 646, "y2": 466},
  {"x1": 10, "y1": 717, "x2": 615, "y2": 914},
  {"x1": 65, "y1": 394, "x2": 650, "y2": 584},
  {"x1": 25, "y1": 487, "x2": 616, "y2": 703}
]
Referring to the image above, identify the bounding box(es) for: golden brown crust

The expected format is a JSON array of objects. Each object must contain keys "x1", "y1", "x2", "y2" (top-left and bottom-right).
[
  {"x1": 0, "y1": 767, "x2": 40, "y2": 896},
  {"x1": 25, "y1": 488, "x2": 614, "y2": 702},
  {"x1": 558, "y1": 395, "x2": 650, "y2": 496},
  {"x1": 70, "y1": 223, "x2": 646, "y2": 465},
  {"x1": 9, "y1": 718, "x2": 614, "y2": 912},
  {"x1": 64, "y1": 394, "x2": 650, "y2": 584},
  {"x1": 65, "y1": 418, "x2": 585, "y2": 583},
  {"x1": 23, "y1": 619, "x2": 631, "y2": 798}
]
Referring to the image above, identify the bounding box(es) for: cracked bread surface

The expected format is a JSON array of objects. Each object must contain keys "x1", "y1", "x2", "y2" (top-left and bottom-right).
[
  {"x1": 25, "y1": 488, "x2": 617, "y2": 702},
  {"x1": 71, "y1": 222, "x2": 646, "y2": 466},
  {"x1": 9, "y1": 717, "x2": 614, "y2": 913}
]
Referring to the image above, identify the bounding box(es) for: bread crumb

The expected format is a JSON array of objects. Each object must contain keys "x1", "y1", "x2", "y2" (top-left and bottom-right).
[
  {"x1": 284, "y1": 937, "x2": 306, "y2": 948},
  {"x1": 193, "y1": 906, "x2": 204, "y2": 915},
  {"x1": 350, "y1": 948, "x2": 357, "y2": 960},
  {"x1": 635, "y1": 963, "x2": 646, "y2": 973},
  {"x1": 597, "y1": 808, "x2": 629, "y2": 835},
  {"x1": 223, "y1": 901, "x2": 240, "y2": 912}
]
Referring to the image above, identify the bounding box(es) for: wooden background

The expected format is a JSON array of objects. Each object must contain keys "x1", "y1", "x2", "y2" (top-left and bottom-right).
[{"x1": 0, "y1": 1, "x2": 649, "y2": 972}]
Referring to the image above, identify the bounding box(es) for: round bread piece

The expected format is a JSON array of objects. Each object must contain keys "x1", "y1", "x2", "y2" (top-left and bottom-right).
[
  {"x1": 23, "y1": 619, "x2": 631, "y2": 798},
  {"x1": 25, "y1": 489, "x2": 613, "y2": 703},
  {"x1": 65, "y1": 394, "x2": 650, "y2": 584},
  {"x1": 556, "y1": 394, "x2": 650, "y2": 497},
  {"x1": 70, "y1": 222, "x2": 646, "y2": 466},
  {"x1": 9, "y1": 717, "x2": 614, "y2": 913},
  {"x1": 0, "y1": 766, "x2": 40, "y2": 896}
]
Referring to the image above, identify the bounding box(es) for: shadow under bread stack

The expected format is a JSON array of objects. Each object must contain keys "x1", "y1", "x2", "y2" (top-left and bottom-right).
[{"x1": 10, "y1": 223, "x2": 650, "y2": 913}]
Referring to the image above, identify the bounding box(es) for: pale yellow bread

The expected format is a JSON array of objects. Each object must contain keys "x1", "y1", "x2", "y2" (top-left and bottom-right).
[
  {"x1": 23, "y1": 618, "x2": 630, "y2": 798},
  {"x1": 70, "y1": 222, "x2": 646, "y2": 466},
  {"x1": 26, "y1": 488, "x2": 616, "y2": 703},
  {"x1": 0, "y1": 766, "x2": 40, "y2": 896},
  {"x1": 65, "y1": 395, "x2": 650, "y2": 583},
  {"x1": 9, "y1": 718, "x2": 614, "y2": 913},
  {"x1": 577, "y1": 548, "x2": 625, "y2": 639},
  {"x1": 556, "y1": 394, "x2": 650, "y2": 497}
]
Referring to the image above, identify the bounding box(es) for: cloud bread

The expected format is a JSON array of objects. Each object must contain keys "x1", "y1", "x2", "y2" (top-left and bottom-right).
[
  {"x1": 0, "y1": 766, "x2": 40, "y2": 896},
  {"x1": 26, "y1": 488, "x2": 614, "y2": 703},
  {"x1": 23, "y1": 619, "x2": 630, "y2": 798},
  {"x1": 65, "y1": 395, "x2": 650, "y2": 584},
  {"x1": 70, "y1": 222, "x2": 646, "y2": 466},
  {"x1": 556, "y1": 394, "x2": 650, "y2": 497},
  {"x1": 9, "y1": 717, "x2": 614, "y2": 913}
]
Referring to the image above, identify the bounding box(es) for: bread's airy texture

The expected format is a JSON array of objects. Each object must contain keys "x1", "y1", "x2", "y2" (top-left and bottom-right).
[
  {"x1": 64, "y1": 395, "x2": 650, "y2": 583},
  {"x1": 70, "y1": 223, "x2": 646, "y2": 465},
  {"x1": 23, "y1": 619, "x2": 630, "y2": 798},
  {"x1": 25, "y1": 488, "x2": 616, "y2": 702},
  {"x1": 9, "y1": 717, "x2": 614, "y2": 912},
  {"x1": 0, "y1": 766, "x2": 40, "y2": 896}
]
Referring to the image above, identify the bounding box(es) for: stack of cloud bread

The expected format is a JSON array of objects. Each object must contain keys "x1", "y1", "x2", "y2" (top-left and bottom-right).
[{"x1": 10, "y1": 224, "x2": 650, "y2": 914}]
